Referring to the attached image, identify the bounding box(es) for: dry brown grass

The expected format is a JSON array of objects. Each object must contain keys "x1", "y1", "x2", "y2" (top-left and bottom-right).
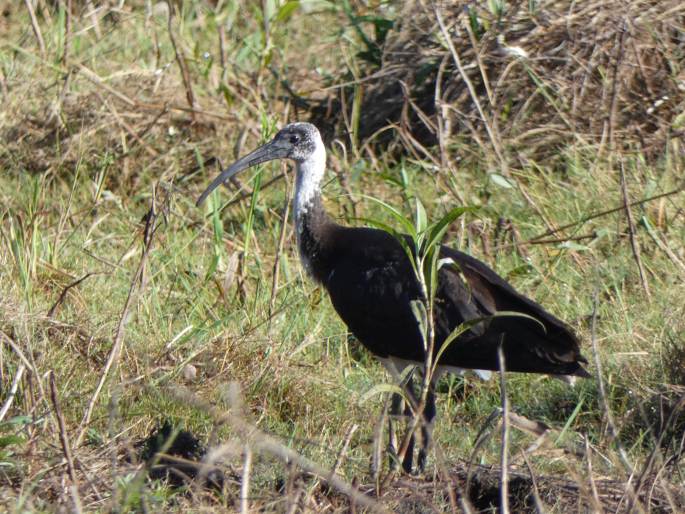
[
  {"x1": 0, "y1": 1, "x2": 684, "y2": 512},
  {"x1": 311, "y1": 0, "x2": 685, "y2": 166}
]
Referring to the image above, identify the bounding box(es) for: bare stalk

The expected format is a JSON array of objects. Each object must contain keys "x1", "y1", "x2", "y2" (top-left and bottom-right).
[
  {"x1": 619, "y1": 160, "x2": 651, "y2": 300},
  {"x1": 240, "y1": 444, "x2": 252, "y2": 514},
  {"x1": 62, "y1": 0, "x2": 72, "y2": 66},
  {"x1": 498, "y1": 344, "x2": 510, "y2": 514},
  {"x1": 395, "y1": 249, "x2": 435, "y2": 471},
  {"x1": 0, "y1": 364, "x2": 25, "y2": 422},
  {"x1": 24, "y1": 0, "x2": 46, "y2": 59},
  {"x1": 49, "y1": 372, "x2": 78, "y2": 488},
  {"x1": 166, "y1": 2, "x2": 197, "y2": 121}
]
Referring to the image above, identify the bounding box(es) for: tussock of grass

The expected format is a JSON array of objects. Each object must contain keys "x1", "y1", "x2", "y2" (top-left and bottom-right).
[
  {"x1": 0, "y1": 1, "x2": 684, "y2": 512},
  {"x1": 312, "y1": 0, "x2": 685, "y2": 164}
]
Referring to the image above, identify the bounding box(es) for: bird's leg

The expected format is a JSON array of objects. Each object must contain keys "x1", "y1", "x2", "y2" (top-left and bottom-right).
[
  {"x1": 401, "y1": 372, "x2": 437, "y2": 474},
  {"x1": 387, "y1": 367, "x2": 418, "y2": 472},
  {"x1": 401, "y1": 373, "x2": 419, "y2": 474},
  {"x1": 387, "y1": 391, "x2": 403, "y2": 471},
  {"x1": 417, "y1": 381, "x2": 437, "y2": 473}
]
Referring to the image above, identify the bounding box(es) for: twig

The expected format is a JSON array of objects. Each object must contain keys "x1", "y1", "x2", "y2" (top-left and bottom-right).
[
  {"x1": 218, "y1": 22, "x2": 227, "y2": 82},
  {"x1": 24, "y1": 0, "x2": 46, "y2": 59},
  {"x1": 0, "y1": 331, "x2": 34, "y2": 372},
  {"x1": 630, "y1": 394, "x2": 685, "y2": 510},
  {"x1": 0, "y1": 331, "x2": 46, "y2": 409},
  {"x1": 491, "y1": 185, "x2": 685, "y2": 251},
  {"x1": 105, "y1": 101, "x2": 160, "y2": 158},
  {"x1": 332, "y1": 423, "x2": 358, "y2": 476},
  {"x1": 605, "y1": 20, "x2": 627, "y2": 158},
  {"x1": 619, "y1": 160, "x2": 651, "y2": 300},
  {"x1": 462, "y1": 13, "x2": 494, "y2": 107},
  {"x1": 49, "y1": 371, "x2": 78, "y2": 487},
  {"x1": 75, "y1": 187, "x2": 165, "y2": 447},
  {"x1": 62, "y1": 0, "x2": 72, "y2": 66},
  {"x1": 70, "y1": 486, "x2": 84, "y2": 514},
  {"x1": 85, "y1": 1, "x2": 102, "y2": 39},
  {"x1": 432, "y1": 442, "x2": 468, "y2": 514},
  {"x1": 642, "y1": 221, "x2": 685, "y2": 275},
  {"x1": 371, "y1": 395, "x2": 389, "y2": 482},
  {"x1": 47, "y1": 272, "x2": 95, "y2": 318},
  {"x1": 74, "y1": 456, "x2": 104, "y2": 502},
  {"x1": 0, "y1": 364, "x2": 25, "y2": 422},
  {"x1": 167, "y1": 2, "x2": 197, "y2": 121},
  {"x1": 109, "y1": 105, "x2": 169, "y2": 168},
  {"x1": 521, "y1": 450, "x2": 546, "y2": 514},
  {"x1": 466, "y1": 407, "x2": 501, "y2": 494},
  {"x1": 240, "y1": 444, "x2": 252, "y2": 514},
  {"x1": 584, "y1": 437, "x2": 603, "y2": 513},
  {"x1": 498, "y1": 343, "x2": 510, "y2": 514},
  {"x1": 77, "y1": 64, "x2": 136, "y2": 106}
]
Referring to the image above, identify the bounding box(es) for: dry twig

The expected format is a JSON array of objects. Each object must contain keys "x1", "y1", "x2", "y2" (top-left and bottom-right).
[
  {"x1": 497, "y1": 343, "x2": 510, "y2": 514},
  {"x1": 49, "y1": 371, "x2": 78, "y2": 488},
  {"x1": 619, "y1": 160, "x2": 651, "y2": 300},
  {"x1": 24, "y1": 0, "x2": 46, "y2": 59},
  {"x1": 0, "y1": 364, "x2": 25, "y2": 423},
  {"x1": 167, "y1": 3, "x2": 197, "y2": 121}
]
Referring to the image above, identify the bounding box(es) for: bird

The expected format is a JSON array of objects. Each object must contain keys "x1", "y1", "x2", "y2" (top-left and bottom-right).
[{"x1": 196, "y1": 122, "x2": 590, "y2": 473}]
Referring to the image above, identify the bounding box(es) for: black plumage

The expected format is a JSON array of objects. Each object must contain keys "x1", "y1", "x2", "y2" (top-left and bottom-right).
[
  {"x1": 290, "y1": 185, "x2": 587, "y2": 379},
  {"x1": 197, "y1": 122, "x2": 589, "y2": 472}
]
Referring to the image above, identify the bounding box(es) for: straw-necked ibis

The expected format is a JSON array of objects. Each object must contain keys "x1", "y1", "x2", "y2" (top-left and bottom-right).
[{"x1": 197, "y1": 122, "x2": 589, "y2": 472}]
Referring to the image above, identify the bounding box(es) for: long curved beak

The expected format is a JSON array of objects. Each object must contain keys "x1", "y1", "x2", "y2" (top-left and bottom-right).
[{"x1": 196, "y1": 140, "x2": 288, "y2": 207}]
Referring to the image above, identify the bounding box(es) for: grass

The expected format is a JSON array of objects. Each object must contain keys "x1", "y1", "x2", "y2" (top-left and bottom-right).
[{"x1": 1, "y1": 1, "x2": 684, "y2": 512}]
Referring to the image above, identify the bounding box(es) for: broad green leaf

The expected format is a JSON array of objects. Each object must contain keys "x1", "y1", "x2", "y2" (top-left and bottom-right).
[
  {"x1": 437, "y1": 257, "x2": 456, "y2": 270},
  {"x1": 426, "y1": 245, "x2": 440, "y2": 299},
  {"x1": 410, "y1": 299, "x2": 428, "y2": 351},
  {"x1": 3, "y1": 416, "x2": 31, "y2": 426},
  {"x1": 359, "y1": 194, "x2": 416, "y2": 237},
  {"x1": 358, "y1": 383, "x2": 407, "y2": 405},
  {"x1": 275, "y1": 0, "x2": 299, "y2": 23},
  {"x1": 356, "y1": 217, "x2": 399, "y2": 236},
  {"x1": 415, "y1": 197, "x2": 427, "y2": 234},
  {"x1": 357, "y1": 217, "x2": 417, "y2": 272},
  {"x1": 425, "y1": 206, "x2": 475, "y2": 250},
  {"x1": 432, "y1": 318, "x2": 487, "y2": 376}
]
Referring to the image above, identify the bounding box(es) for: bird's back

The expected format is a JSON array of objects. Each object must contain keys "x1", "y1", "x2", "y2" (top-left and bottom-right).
[{"x1": 319, "y1": 225, "x2": 589, "y2": 377}]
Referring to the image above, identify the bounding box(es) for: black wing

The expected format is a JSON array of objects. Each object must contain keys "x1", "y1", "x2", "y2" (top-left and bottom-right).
[
  {"x1": 435, "y1": 246, "x2": 589, "y2": 376},
  {"x1": 323, "y1": 226, "x2": 589, "y2": 377}
]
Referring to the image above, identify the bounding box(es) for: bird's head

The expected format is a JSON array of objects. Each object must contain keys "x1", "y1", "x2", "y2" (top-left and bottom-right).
[{"x1": 197, "y1": 122, "x2": 322, "y2": 206}]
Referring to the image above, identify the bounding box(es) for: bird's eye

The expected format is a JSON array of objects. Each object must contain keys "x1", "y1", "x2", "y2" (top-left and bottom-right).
[{"x1": 289, "y1": 134, "x2": 300, "y2": 144}]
